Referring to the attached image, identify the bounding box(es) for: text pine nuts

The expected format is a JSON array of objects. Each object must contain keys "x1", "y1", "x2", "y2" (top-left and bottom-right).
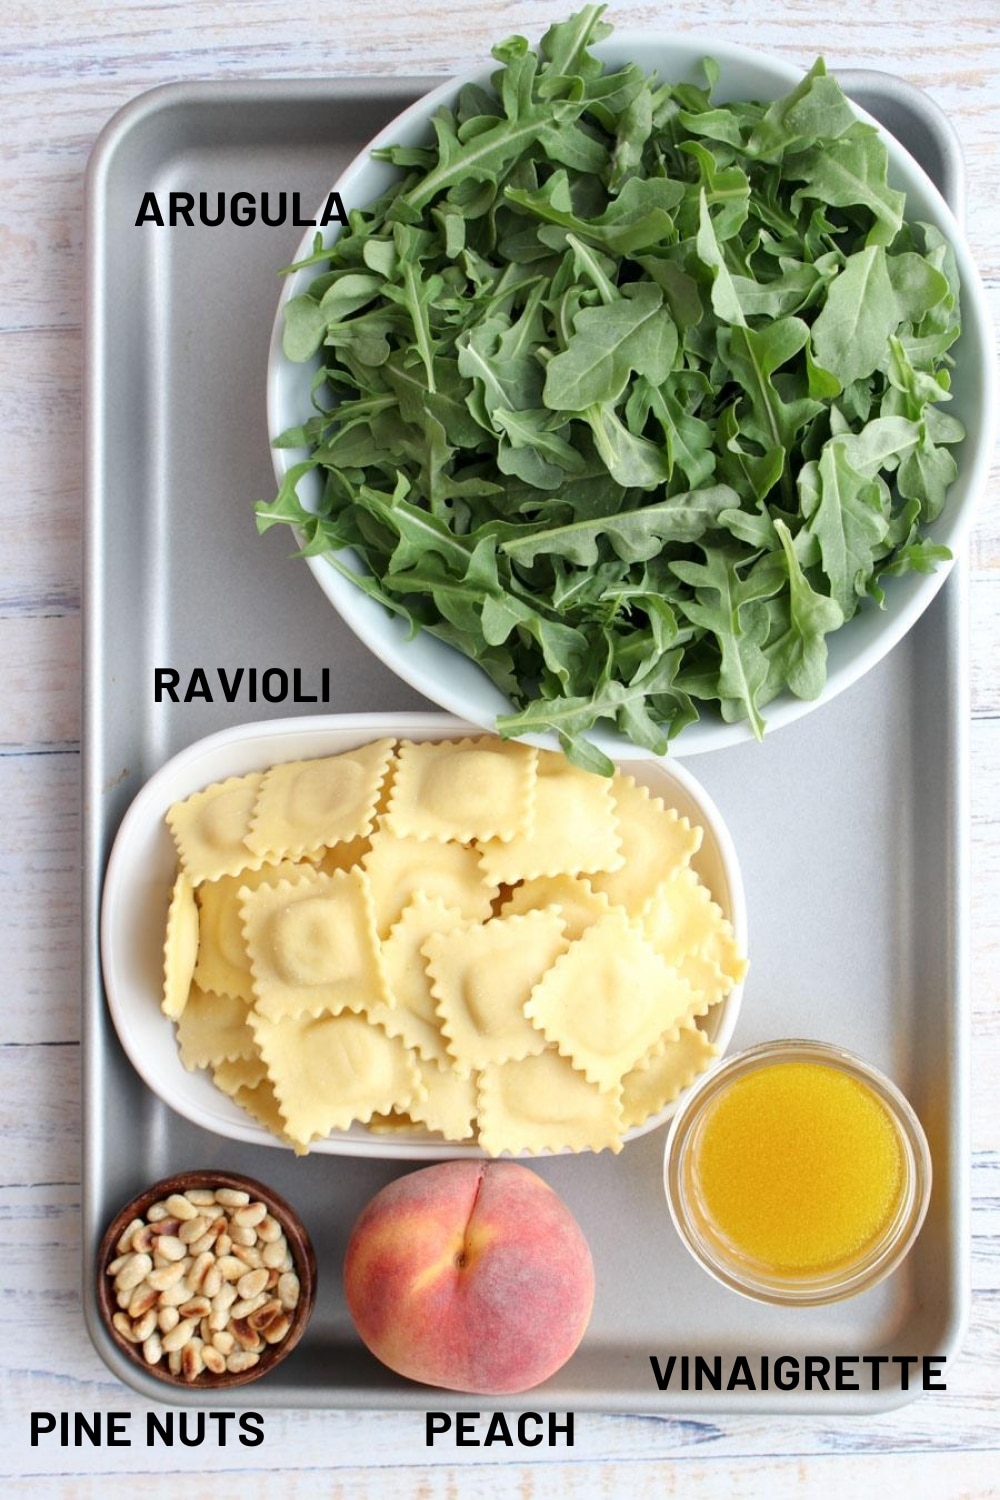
[{"x1": 104, "y1": 1186, "x2": 300, "y2": 1381}]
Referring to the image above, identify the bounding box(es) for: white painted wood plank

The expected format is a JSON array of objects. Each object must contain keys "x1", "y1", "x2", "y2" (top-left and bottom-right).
[{"x1": 0, "y1": 750, "x2": 80, "y2": 1043}]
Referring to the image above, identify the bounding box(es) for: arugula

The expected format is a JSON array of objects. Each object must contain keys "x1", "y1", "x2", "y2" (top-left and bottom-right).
[{"x1": 257, "y1": 5, "x2": 963, "y2": 771}]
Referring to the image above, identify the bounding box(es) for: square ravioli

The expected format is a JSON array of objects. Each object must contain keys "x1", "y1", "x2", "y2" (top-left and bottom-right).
[
  {"x1": 406, "y1": 1056, "x2": 479, "y2": 1142},
  {"x1": 641, "y1": 864, "x2": 737, "y2": 969},
  {"x1": 499, "y1": 873, "x2": 616, "y2": 941},
  {"x1": 525, "y1": 910, "x2": 699, "y2": 1090},
  {"x1": 229, "y1": 1076, "x2": 296, "y2": 1148},
  {"x1": 363, "y1": 826, "x2": 498, "y2": 937},
  {"x1": 240, "y1": 865, "x2": 390, "y2": 1023},
  {"x1": 477, "y1": 1050, "x2": 624, "y2": 1156},
  {"x1": 175, "y1": 984, "x2": 256, "y2": 1071},
  {"x1": 477, "y1": 749, "x2": 623, "y2": 884},
  {"x1": 367, "y1": 893, "x2": 468, "y2": 1064},
  {"x1": 194, "y1": 858, "x2": 304, "y2": 1003},
  {"x1": 166, "y1": 772, "x2": 267, "y2": 884},
  {"x1": 620, "y1": 1021, "x2": 717, "y2": 1130},
  {"x1": 384, "y1": 736, "x2": 537, "y2": 843},
  {"x1": 587, "y1": 774, "x2": 702, "y2": 911},
  {"x1": 424, "y1": 909, "x2": 568, "y2": 1077},
  {"x1": 248, "y1": 1009, "x2": 420, "y2": 1149},
  {"x1": 245, "y1": 738, "x2": 395, "y2": 861},
  {"x1": 212, "y1": 1054, "x2": 269, "y2": 1096},
  {"x1": 162, "y1": 873, "x2": 199, "y2": 1020}
]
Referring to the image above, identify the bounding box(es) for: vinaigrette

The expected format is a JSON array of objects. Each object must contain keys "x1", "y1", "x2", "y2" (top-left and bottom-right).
[{"x1": 691, "y1": 1060, "x2": 904, "y2": 1274}]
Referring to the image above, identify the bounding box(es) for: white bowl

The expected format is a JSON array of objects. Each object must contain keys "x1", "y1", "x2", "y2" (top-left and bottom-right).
[
  {"x1": 100, "y1": 713, "x2": 746, "y2": 1158},
  {"x1": 267, "y1": 37, "x2": 996, "y2": 760}
]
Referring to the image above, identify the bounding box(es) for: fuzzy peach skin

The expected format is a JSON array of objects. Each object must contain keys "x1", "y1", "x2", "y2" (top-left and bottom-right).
[{"x1": 343, "y1": 1160, "x2": 595, "y2": 1394}]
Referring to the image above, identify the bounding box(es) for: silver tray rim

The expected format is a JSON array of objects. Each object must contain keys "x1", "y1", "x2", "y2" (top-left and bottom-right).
[{"x1": 80, "y1": 68, "x2": 973, "y2": 1415}]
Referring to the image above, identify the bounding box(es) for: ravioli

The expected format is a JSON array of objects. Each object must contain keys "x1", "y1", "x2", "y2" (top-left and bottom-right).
[{"x1": 158, "y1": 733, "x2": 746, "y2": 1154}]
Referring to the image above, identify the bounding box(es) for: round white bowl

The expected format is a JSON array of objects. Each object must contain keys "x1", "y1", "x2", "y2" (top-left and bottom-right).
[
  {"x1": 267, "y1": 38, "x2": 996, "y2": 759},
  {"x1": 100, "y1": 713, "x2": 747, "y2": 1158}
]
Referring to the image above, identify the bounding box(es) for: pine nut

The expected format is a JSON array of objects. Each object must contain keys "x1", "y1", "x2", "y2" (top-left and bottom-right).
[
  {"x1": 184, "y1": 1188, "x2": 217, "y2": 1207},
  {"x1": 127, "y1": 1283, "x2": 159, "y2": 1319},
  {"x1": 159, "y1": 1278, "x2": 194, "y2": 1309},
  {"x1": 166, "y1": 1193, "x2": 199, "y2": 1220},
  {"x1": 262, "y1": 1314, "x2": 292, "y2": 1345},
  {"x1": 150, "y1": 1217, "x2": 182, "y2": 1239},
  {"x1": 154, "y1": 1235, "x2": 187, "y2": 1263},
  {"x1": 179, "y1": 1214, "x2": 211, "y2": 1244},
  {"x1": 248, "y1": 1300, "x2": 283, "y2": 1333},
  {"x1": 202, "y1": 1346, "x2": 226, "y2": 1375},
  {"x1": 201, "y1": 1263, "x2": 223, "y2": 1299},
  {"x1": 262, "y1": 1237, "x2": 289, "y2": 1269},
  {"x1": 230, "y1": 1292, "x2": 268, "y2": 1320},
  {"x1": 226, "y1": 1350, "x2": 259, "y2": 1373},
  {"x1": 277, "y1": 1272, "x2": 300, "y2": 1309},
  {"x1": 132, "y1": 1308, "x2": 158, "y2": 1343},
  {"x1": 130, "y1": 1224, "x2": 157, "y2": 1254},
  {"x1": 214, "y1": 1187, "x2": 250, "y2": 1207},
  {"x1": 116, "y1": 1218, "x2": 144, "y2": 1254},
  {"x1": 114, "y1": 1252, "x2": 153, "y2": 1292},
  {"x1": 230, "y1": 1317, "x2": 262, "y2": 1353},
  {"x1": 179, "y1": 1295, "x2": 212, "y2": 1320},
  {"x1": 232, "y1": 1201, "x2": 268, "y2": 1229},
  {"x1": 161, "y1": 1317, "x2": 197, "y2": 1353},
  {"x1": 157, "y1": 1305, "x2": 180, "y2": 1334},
  {"x1": 236, "y1": 1267, "x2": 269, "y2": 1301},
  {"x1": 182, "y1": 1340, "x2": 205, "y2": 1382},
  {"x1": 256, "y1": 1215, "x2": 282, "y2": 1244},
  {"x1": 211, "y1": 1281, "x2": 238, "y2": 1313},
  {"x1": 186, "y1": 1251, "x2": 216, "y2": 1292},
  {"x1": 147, "y1": 1261, "x2": 187, "y2": 1292},
  {"x1": 113, "y1": 1311, "x2": 141, "y2": 1343}
]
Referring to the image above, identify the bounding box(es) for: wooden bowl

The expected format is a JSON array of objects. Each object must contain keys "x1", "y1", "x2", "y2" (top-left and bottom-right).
[{"x1": 96, "y1": 1169, "x2": 317, "y2": 1389}]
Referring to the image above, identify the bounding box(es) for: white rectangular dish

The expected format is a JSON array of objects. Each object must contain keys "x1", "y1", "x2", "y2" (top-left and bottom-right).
[{"x1": 99, "y1": 711, "x2": 745, "y2": 1157}]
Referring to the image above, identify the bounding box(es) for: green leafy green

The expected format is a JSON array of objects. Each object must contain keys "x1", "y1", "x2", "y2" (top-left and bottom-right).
[{"x1": 257, "y1": 5, "x2": 963, "y2": 769}]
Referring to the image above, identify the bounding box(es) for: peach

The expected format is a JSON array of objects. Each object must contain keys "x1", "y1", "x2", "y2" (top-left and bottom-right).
[{"x1": 343, "y1": 1160, "x2": 595, "y2": 1394}]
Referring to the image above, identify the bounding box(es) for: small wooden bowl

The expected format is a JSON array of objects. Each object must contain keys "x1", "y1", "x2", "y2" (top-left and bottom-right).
[{"x1": 97, "y1": 1169, "x2": 317, "y2": 1389}]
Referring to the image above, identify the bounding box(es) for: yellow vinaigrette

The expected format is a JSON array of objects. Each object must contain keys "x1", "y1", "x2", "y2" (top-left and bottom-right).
[{"x1": 691, "y1": 1060, "x2": 904, "y2": 1274}]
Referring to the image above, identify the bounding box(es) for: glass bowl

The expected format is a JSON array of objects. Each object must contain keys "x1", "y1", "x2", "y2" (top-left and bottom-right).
[{"x1": 663, "y1": 1039, "x2": 932, "y2": 1305}]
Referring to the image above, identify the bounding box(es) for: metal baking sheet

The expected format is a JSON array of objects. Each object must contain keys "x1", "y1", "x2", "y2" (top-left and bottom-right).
[{"x1": 82, "y1": 72, "x2": 970, "y2": 1413}]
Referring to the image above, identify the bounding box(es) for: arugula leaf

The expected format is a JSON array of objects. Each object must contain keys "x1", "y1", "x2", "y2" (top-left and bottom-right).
[
  {"x1": 671, "y1": 549, "x2": 784, "y2": 737},
  {"x1": 258, "y1": 7, "x2": 963, "y2": 770},
  {"x1": 542, "y1": 281, "x2": 677, "y2": 410},
  {"x1": 766, "y1": 517, "x2": 844, "y2": 699},
  {"x1": 499, "y1": 485, "x2": 739, "y2": 565}
]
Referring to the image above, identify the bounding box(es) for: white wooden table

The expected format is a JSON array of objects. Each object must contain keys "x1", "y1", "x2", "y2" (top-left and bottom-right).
[{"x1": 2, "y1": 1, "x2": 997, "y2": 1493}]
